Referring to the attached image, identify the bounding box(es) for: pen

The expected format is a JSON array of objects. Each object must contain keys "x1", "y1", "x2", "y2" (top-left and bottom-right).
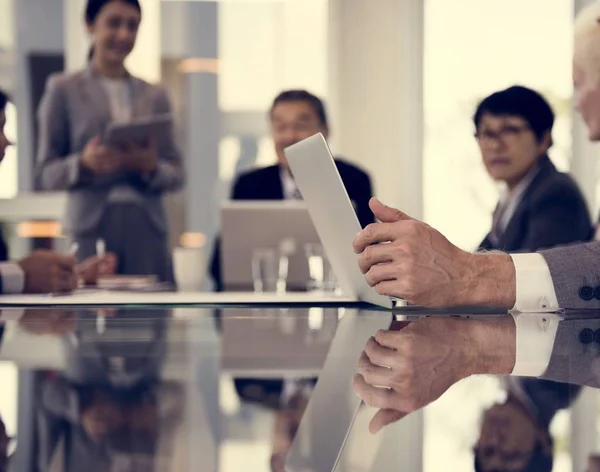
[{"x1": 96, "y1": 238, "x2": 106, "y2": 335}]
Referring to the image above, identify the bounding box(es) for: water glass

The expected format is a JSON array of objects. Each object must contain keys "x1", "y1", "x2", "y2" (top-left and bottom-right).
[
  {"x1": 251, "y1": 248, "x2": 278, "y2": 292},
  {"x1": 304, "y1": 243, "x2": 337, "y2": 292}
]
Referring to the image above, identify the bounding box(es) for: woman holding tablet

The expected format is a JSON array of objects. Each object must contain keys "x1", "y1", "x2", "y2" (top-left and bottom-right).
[{"x1": 36, "y1": 0, "x2": 184, "y2": 284}]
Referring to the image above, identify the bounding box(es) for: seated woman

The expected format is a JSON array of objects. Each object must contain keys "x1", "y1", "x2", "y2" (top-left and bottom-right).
[
  {"x1": 476, "y1": 85, "x2": 592, "y2": 252},
  {"x1": 474, "y1": 85, "x2": 591, "y2": 471}
]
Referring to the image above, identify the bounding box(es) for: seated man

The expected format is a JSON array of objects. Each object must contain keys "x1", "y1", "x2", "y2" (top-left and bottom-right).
[
  {"x1": 0, "y1": 89, "x2": 115, "y2": 294},
  {"x1": 210, "y1": 89, "x2": 374, "y2": 291}
]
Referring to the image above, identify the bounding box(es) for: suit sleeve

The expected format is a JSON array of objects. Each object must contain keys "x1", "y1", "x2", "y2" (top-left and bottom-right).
[
  {"x1": 540, "y1": 317, "x2": 600, "y2": 388},
  {"x1": 138, "y1": 87, "x2": 185, "y2": 193},
  {"x1": 539, "y1": 241, "x2": 600, "y2": 309},
  {"x1": 520, "y1": 183, "x2": 592, "y2": 251},
  {"x1": 35, "y1": 75, "x2": 93, "y2": 190}
]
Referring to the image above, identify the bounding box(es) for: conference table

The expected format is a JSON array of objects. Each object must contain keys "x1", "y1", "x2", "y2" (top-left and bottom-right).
[{"x1": 0, "y1": 292, "x2": 588, "y2": 471}]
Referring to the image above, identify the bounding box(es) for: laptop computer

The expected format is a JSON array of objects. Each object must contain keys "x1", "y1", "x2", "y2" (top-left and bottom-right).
[{"x1": 220, "y1": 201, "x2": 321, "y2": 291}]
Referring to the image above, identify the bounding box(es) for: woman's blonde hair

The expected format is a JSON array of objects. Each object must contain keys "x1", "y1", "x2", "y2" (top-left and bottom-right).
[{"x1": 575, "y1": 1, "x2": 600, "y2": 83}]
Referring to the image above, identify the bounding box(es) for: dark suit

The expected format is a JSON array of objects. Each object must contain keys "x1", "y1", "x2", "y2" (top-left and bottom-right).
[
  {"x1": 210, "y1": 159, "x2": 374, "y2": 291},
  {"x1": 0, "y1": 229, "x2": 8, "y2": 295},
  {"x1": 479, "y1": 155, "x2": 592, "y2": 253},
  {"x1": 478, "y1": 155, "x2": 591, "y2": 433}
]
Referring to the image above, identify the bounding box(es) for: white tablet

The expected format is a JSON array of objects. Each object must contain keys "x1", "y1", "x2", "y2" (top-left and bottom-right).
[
  {"x1": 284, "y1": 133, "x2": 393, "y2": 309},
  {"x1": 104, "y1": 113, "x2": 172, "y2": 147}
]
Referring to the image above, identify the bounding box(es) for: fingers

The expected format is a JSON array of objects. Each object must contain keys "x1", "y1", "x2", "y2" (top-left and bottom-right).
[
  {"x1": 353, "y1": 373, "x2": 395, "y2": 411},
  {"x1": 369, "y1": 409, "x2": 407, "y2": 434},
  {"x1": 357, "y1": 244, "x2": 394, "y2": 274},
  {"x1": 53, "y1": 254, "x2": 76, "y2": 270},
  {"x1": 369, "y1": 198, "x2": 413, "y2": 223},
  {"x1": 365, "y1": 262, "x2": 398, "y2": 287},
  {"x1": 374, "y1": 328, "x2": 405, "y2": 350},
  {"x1": 358, "y1": 351, "x2": 393, "y2": 387},
  {"x1": 372, "y1": 280, "x2": 400, "y2": 297},
  {"x1": 364, "y1": 336, "x2": 396, "y2": 368},
  {"x1": 353, "y1": 223, "x2": 400, "y2": 254}
]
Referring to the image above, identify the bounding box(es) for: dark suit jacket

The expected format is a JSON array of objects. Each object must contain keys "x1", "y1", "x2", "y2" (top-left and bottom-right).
[
  {"x1": 478, "y1": 155, "x2": 593, "y2": 253},
  {"x1": 210, "y1": 159, "x2": 374, "y2": 291},
  {"x1": 478, "y1": 155, "x2": 592, "y2": 428},
  {"x1": 0, "y1": 230, "x2": 8, "y2": 295}
]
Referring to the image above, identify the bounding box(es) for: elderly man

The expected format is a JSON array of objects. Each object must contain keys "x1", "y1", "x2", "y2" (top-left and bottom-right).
[{"x1": 353, "y1": 2, "x2": 600, "y2": 433}]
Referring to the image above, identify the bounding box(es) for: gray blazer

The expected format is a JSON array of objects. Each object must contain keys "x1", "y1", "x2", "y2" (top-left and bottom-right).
[
  {"x1": 541, "y1": 315, "x2": 600, "y2": 388},
  {"x1": 540, "y1": 241, "x2": 600, "y2": 309},
  {"x1": 35, "y1": 67, "x2": 184, "y2": 234}
]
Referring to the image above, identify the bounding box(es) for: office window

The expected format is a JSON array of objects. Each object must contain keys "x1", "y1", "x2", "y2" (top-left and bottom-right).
[
  {"x1": 0, "y1": 101, "x2": 17, "y2": 198},
  {"x1": 423, "y1": 1, "x2": 573, "y2": 470},
  {"x1": 218, "y1": 0, "x2": 328, "y2": 181},
  {"x1": 423, "y1": 0, "x2": 573, "y2": 251}
]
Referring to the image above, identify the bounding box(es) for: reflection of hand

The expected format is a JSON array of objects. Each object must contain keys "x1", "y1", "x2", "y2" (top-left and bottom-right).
[
  {"x1": 120, "y1": 140, "x2": 158, "y2": 174},
  {"x1": 475, "y1": 399, "x2": 551, "y2": 471},
  {"x1": 81, "y1": 136, "x2": 123, "y2": 175},
  {"x1": 18, "y1": 250, "x2": 77, "y2": 294},
  {"x1": 76, "y1": 253, "x2": 117, "y2": 285},
  {"x1": 353, "y1": 316, "x2": 516, "y2": 434},
  {"x1": 353, "y1": 198, "x2": 516, "y2": 308},
  {"x1": 18, "y1": 309, "x2": 77, "y2": 335}
]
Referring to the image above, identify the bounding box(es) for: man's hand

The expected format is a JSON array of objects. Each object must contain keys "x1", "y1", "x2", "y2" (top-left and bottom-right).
[
  {"x1": 120, "y1": 140, "x2": 158, "y2": 174},
  {"x1": 81, "y1": 136, "x2": 124, "y2": 175},
  {"x1": 76, "y1": 253, "x2": 117, "y2": 286},
  {"x1": 353, "y1": 316, "x2": 516, "y2": 434},
  {"x1": 353, "y1": 198, "x2": 516, "y2": 308},
  {"x1": 18, "y1": 250, "x2": 77, "y2": 293}
]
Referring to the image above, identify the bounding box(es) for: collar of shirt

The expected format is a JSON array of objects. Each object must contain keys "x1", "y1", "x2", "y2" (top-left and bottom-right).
[
  {"x1": 496, "y1": 163, "x2": 541, "y2": 233},
  {"x1": 280, "y1": 167, "x2": 300, "y2": 200}
]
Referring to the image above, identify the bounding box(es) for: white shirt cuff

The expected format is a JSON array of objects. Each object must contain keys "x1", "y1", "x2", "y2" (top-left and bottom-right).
[
  {"x1": 510, "y1": 312, "x2": 560, "y2": 377},
  {"x1": 0, "y1": 262, "x2": 25, "y2": 294},
  {"x1": 510, "y1": 253, "x2": 559, "y2": 312}
]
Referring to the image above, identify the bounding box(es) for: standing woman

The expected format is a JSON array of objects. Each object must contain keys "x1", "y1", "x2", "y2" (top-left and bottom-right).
[{"x1": 36, "y1": 0, "x2": 184, "y2": 284}]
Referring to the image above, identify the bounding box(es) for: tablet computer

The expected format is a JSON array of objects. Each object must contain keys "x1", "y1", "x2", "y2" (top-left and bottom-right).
[
  {"x1": 284, "y1": 133, "x2": 394, "y2": 309},
  {"x1": 104, "y1": 113, "x2": 172, "y2": 147}
]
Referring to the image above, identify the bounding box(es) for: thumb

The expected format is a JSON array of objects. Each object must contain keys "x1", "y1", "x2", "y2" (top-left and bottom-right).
[
  {"x1": 369, "y1": 198, "x2": 413, "y2": 223},
  {"x1": 369, "y1": 408, "x2": 407, "y2": 434}
]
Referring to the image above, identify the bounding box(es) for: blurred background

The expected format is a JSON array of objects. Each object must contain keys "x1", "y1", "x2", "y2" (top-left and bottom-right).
[{"x1": 0, "y1": 1, "x2": 597, "y2": 470}]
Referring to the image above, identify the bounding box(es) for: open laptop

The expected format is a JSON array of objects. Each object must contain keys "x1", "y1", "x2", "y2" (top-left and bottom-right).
[
  {"x1": 283, "y1": 133, "x2": 394, "y2": 309},
  {"x1": 220, "y1": 201, "x2": 321, "y2": 291}
]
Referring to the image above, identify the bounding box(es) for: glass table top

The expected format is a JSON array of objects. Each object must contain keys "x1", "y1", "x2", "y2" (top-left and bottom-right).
[{"x1": 0, "y1": 304, "x2": 595, "y2": 471}]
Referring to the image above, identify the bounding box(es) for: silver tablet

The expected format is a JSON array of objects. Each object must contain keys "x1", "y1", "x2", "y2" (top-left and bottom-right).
[{"x1": 284, "y1": 133, "x2": 393, "y2": 308}]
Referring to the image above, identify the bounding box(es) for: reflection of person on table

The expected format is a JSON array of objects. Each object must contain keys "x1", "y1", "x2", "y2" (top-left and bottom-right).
[
  {"x1": 37, "y1": 377, "x2": 184, "y2": 471},
  {"x1": 35, "y1": 0, "x2": 184, "y2": 284},
  {"x1": 352, "y1": 3, "x2": 600, "y2": 434},
  {"x1": 0, "y1": 89, "x2": 116, "y2": 295},
  {"x1": 474, "y1": 393, "x2": 553, "y2": 472}
]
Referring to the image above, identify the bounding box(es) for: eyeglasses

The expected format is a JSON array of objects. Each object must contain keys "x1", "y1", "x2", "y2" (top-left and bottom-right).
[{"x1": 475, "y1": 124, "x2": 530, "y2": 144}]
